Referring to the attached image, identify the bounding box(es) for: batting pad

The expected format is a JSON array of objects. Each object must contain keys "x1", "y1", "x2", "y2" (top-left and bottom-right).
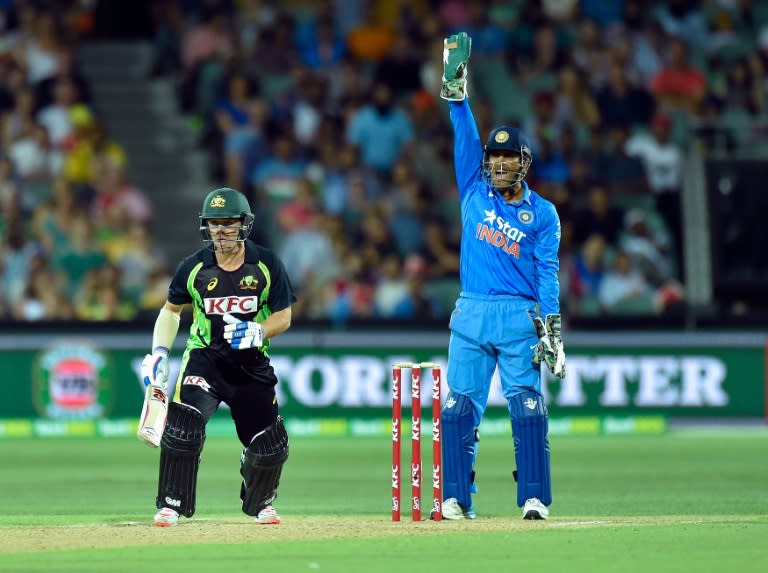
[
  {"x1": 157, "y1": 402, "x2": 206, "y2": 517},
  {"x1": 241, "y1": 416, "x2": 289, "y2": 516},
  {"x1": 509, "y1": 391, "x2": 551, "y2": 506},
  {"x1": 441, "y1": 392, "x2": 476, "y2": 510}
]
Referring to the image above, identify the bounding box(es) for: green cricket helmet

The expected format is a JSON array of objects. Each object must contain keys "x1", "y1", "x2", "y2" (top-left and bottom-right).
[{"x1": 198, "y1": 187, "x2": 254, "y2": 248}]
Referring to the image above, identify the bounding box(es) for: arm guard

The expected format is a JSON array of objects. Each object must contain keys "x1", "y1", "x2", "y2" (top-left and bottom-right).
[{"x1": 152, "y1": 306, "x2": 181, "y2": 354}]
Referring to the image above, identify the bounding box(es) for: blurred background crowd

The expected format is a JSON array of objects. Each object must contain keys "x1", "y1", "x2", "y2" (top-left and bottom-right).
[{"x1": 1, "y1": 0, "x2": 767, "y2": 326}]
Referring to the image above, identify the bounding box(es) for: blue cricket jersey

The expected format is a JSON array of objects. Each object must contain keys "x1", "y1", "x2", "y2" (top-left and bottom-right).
[{"x1": 449, "y1": 100, "x2": 561, "y2": 316}]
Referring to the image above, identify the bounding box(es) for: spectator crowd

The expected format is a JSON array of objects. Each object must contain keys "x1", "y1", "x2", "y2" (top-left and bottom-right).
[
  {"x1": 3, "y1": 0, "x2": 768, "y2": 323},
  {"x1": 0, "y1": 1, "x2": 166, "y2": 322}
]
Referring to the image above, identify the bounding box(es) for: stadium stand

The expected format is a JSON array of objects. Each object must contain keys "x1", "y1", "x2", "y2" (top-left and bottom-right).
[{"x1": 2, "y1": 0, "x2": 766, "y2": 326}]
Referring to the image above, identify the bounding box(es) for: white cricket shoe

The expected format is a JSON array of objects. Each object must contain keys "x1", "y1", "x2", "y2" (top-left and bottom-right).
[
  {"x1": 522, "y1": 497, "x2": 549, "y2": 520},
  {"x1": 441, "y1": 498, "x2": 476, "y2": 520},
  {"x1": 154, "y1": 507, "x2": 179, "y2": 527},
  {"x1": 255, "y1": 505, "x2": 280, "y2": 525}
]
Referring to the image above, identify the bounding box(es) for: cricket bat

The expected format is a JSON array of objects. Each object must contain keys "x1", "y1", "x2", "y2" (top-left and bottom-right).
[{"x1": 137, "y1": 384, "x2": 168, "y2": 447}]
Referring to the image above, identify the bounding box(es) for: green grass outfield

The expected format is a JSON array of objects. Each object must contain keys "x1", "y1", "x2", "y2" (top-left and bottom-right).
[{"x1": 0, "y1": 430, "x2": 767, "y2": 573}]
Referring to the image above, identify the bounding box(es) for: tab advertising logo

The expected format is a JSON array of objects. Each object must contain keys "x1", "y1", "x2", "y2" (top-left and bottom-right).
[{"x1": 33, "y1": 342, "x2": 113, "y2": 420}]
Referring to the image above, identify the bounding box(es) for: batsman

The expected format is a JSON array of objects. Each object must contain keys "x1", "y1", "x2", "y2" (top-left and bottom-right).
[
  {"x1": 138, "y1": 187, "x2": 296, "y2": 526},
  {"x1": 439, "y1": 32, "x2": 566, "y2": 520}
]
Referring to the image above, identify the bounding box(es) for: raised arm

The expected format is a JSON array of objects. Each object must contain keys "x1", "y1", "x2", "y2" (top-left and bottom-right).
[
  {"x1": 441, "y1": 32, "x2": 482, "y2": 198},
  {"x1": 448, "y1": 101, "x2": 482, "y2": 196}
]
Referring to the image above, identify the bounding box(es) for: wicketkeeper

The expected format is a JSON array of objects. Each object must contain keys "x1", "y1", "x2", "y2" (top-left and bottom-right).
[
  {"x1": 439, "y1": 32, "x2": 566, "y2": 520},
  {"x1": 138, "y1": 186, "x2": 296, "y2": 527}
]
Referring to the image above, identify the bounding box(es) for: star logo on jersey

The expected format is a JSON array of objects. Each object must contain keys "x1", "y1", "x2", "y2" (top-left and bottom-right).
[
  {"x1": 207, "y1": 277, "x2": 218, "y2": 291},
  {"x1": 476, "y1": 208, "x2": 527, "y2": 258}
]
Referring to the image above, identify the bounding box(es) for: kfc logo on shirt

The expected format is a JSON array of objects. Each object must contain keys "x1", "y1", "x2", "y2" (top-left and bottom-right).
[{"x1": 204, "y1": 296, "x2": 259, "y2": 315}]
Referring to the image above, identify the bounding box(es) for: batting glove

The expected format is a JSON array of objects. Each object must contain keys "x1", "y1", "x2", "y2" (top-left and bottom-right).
[
  {"x1": 223, "y1": 313, "x2": 264, "y2": 350},
  {"x1": 530, "y1": 312, "x2": 566, "y2": 379},
  {"x1": 141, "y1": 349, "x2": 169, "y2": 390}
]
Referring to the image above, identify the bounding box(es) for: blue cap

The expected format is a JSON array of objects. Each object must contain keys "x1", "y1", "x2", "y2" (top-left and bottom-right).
[{"x1": 485, "y1": 125, "x2": 532, "y2": 159}]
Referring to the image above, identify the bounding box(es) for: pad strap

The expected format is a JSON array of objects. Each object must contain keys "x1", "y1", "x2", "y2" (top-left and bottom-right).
[
  {"x1": 157, "y1": 402, "x2": 206, "y2": 517},
  {"x1": 509, "y1": 391, "x2": 551, "y2": 506},
  {"x1": 441, "y1": 392, "x2": 476, "y2": 510},
  {"x1": 240, "y1": 416, "x2": 289, "y2": 515}
]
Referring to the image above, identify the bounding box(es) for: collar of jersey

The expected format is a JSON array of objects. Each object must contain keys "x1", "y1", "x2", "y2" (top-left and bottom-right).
[{"x1": 490, "y1": 180, "x2": 532, "y2": 205}]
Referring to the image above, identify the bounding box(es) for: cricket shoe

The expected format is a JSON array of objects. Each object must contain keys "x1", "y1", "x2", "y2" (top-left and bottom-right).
[
  {"x1": 154, "y1": 507, "x2": 179, "y2": 527},
  {"x1": 522, "y1": 497, "x2": 549, "y2": 520},
  {"x1": 441, "y1": 498, "x2": 476, "y2": 520},
  {"x1": 255, "y1": 505, "x2": 280, "y2": 525}
]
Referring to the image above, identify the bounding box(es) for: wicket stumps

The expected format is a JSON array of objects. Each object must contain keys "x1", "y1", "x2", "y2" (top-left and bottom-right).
[{"x1": 391, "y1": 362, "x2": 443, "y2": 521}]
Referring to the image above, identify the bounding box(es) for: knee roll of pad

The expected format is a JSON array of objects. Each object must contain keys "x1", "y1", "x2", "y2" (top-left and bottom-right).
[
  {"x1": 509, "y1": 391, "x2": 551, "y2": 506},
  {"x1": 240, "y1": 416, "x2": 289, "y2": 516},
  {"x1": 441, "y1": 393, "x2": 476, "y2": 510},
  {"x1": 157, "y1": 402, "x2": 206, "y2": 517}
]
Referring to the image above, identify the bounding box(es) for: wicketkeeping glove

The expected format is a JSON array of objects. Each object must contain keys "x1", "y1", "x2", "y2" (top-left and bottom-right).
[
  {"x1": 530, "y1": 312, "x2": 566, "y2": 379},
  {"x1": 441, "y1": 31, "x2": 471, "y2": 101},
  {"x1": 141, "y1": 350, "x2": 169, "y2": 390},
  {"x1": 223, "y1": 313, "x2": 264, "y2": 350}
]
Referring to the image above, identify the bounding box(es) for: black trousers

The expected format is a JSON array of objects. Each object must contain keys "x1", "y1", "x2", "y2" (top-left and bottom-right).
[{"x1": 178, "y1": 349, "x2": 279, "y2": 446}]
